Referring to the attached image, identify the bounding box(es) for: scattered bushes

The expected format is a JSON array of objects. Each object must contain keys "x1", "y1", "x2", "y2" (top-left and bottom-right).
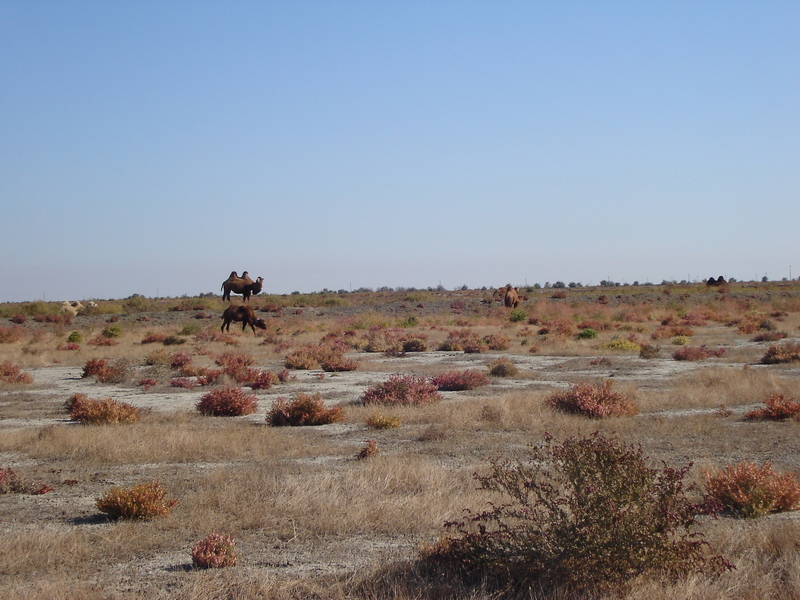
[
  {"x1": 703, "y1": 461, "x2": 800, "y2": 518},
  {"x1": 191, "y1": 533, "x2": 238, "y2": 569},
  {"x1": 761, "y1": 342, "x2": 800, "y2": 364},
  {"x1": 96, "y1": 480, "x2": 177, "y2": 520},
  {"x1": 361, "y1": 374, "x2": 442, "y2": 406},
  {"x1": 66, "y1": 393, "x2": 142, "y2": 424},
  {"x1": 196, "y1": 386, "x2": 258, "y2": 417},
  {"x1": 267, "y1": 392, "x2": 344, "y2": 426},
  {"x1": 487, "y1": 358, "x2": 518, "y2": 377},
  {"x1": 422, "y1": 432, "x2": 730, "y2": 595},
  {"x1": 546, "y1": 380, "x2": 639, "y2": 418},
  {"x1": 430, "y1": 370, "x2": 490, "y2": 391},
  {"x1": 744, "y1": 393, "x2": 800, "y2": 421},
  {"x1": 673, "y1": 345, "x2": 726, "y2": 361},
  {"x1": 0, "y1": 325, "x2": 27, "y2": 344},
  {"x1": 0, "y1": 361, "x2": 33, "y2": 384}
]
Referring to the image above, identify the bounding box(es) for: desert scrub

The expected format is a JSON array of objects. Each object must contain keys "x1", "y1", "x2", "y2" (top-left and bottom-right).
[
  {"x1": 196, "y1": 385, "x2": 258, "y2": 417},
  {"x1": 365, "y1": 412, "x2": 401, "y2": 429},
  {"x1": 744, "y1": 393, "x2": 800, "y2": 421},
  {"x1": 66, "y1": 331, "x2": 83, "y2": 343},
  {"x1": 672, "y1": 345, "x2": 726, "y2": 361},
  {"x1": 639, "y1": 343, "x2": 661, "y2": 359},
  {"x1": 604, "y1": 338, "x2": 642, "y2": 352},
  {"x1": 66, "y1": 393, "x2": 143, "y2": 424},
  {"x1": 356, "y1": 439, "x2": 380, "y2": 459},
  {"x1": 0, "y1": 361, "x2": 33, "y2": 384},
  {"x1": 362, "y1": 373, "x2": 442, "y2": 406},
  {"x1": 81, "y1": 358, "x2": 131, "y2": 383},
  {"x1": 266, "y1": 392, "x2": 344, "y2": 426},
  {"x1": 483, "y1": 333, "x2": 510, "y2": 350},
  {"x1": 508, "y1": 308, "x2": 527, "y2": 322},
  {"x1": 101, "y1": 323, "x2": 123, "y2": 339},
  {"x1": 578, "y1": 328, "x2": 598, "y2": 339},
  {"x1": 546, "y1": 380, "x2": 639, "y2": 418},
  {"x1": 430, "y1": 370, "x2": 490, "y2": 391},
  {"x1": 761, "y1": 341, "x2": 800, "y2": 364},
  {"x1": 191, "y1": 533, "x2": 238, "y2": 569},
  {"x1": 0, "y1": 467, "x2": 51, "y2": 495},
  {"x1": 487, "y1": 357, "x2": 518, "y2": 377},
  {"x1": 703, "y1": 461, "x2": 800, "y2": 518},
  {"x1": 0, "y1": 324, "x2": 28, "y2": 343},
  {"x1": 422, "y1": 432, "x2": 730, "y2": 595},
  {"x1": 96, "y1": 480, "x2": 177, "y2": 520}
]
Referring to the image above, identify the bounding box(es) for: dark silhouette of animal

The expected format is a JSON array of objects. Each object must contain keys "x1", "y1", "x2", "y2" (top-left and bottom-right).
[
  {"x1": 503, "y1": 284, "x2": 521, "y2": 308},
  {"x1": 706, "y1": 276, "x2": 727, "y2": 287},
  {"x1": 221, "y1": 305, "x2": 267, "y2": 334},
  {"x1": 221, "y1": 271, "x2": 264, "y2": 302}
]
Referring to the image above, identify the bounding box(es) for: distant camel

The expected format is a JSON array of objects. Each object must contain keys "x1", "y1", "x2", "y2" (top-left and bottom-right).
[
  {"x1": 221, "y1": 271, "x2": 264, "y2": 302},
  {"x1": 503, "y1": 285, "x2": 521, "y2": 308}
]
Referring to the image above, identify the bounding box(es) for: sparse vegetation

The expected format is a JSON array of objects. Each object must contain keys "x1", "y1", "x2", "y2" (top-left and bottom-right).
[
  {"x1": 96, "y1": 480, "x2": 177, "y2": 520},
  {"x1": 703, "y1": 461, "x2": 800, "y2": 518},
  {"x1": 66, "y1": 393, "x2": 143, "y2": 424},
  {"x1": 196, "y1": 385, "x2": 258, "y2": 417},
  {"x1": 266, "y1": 392, "x2": 344, "y2": 426},
  {"x1": 191, "y1": 533, "x2": 238, "y2": 569},
  {"x1": 546, "y1": 380, "x2": 639, "y2": 418},
  {"x1": 361, "y1": 373, "x2": 442, "y2": 406}
]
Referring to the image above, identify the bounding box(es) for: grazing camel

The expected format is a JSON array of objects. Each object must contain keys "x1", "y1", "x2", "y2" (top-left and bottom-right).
[
  {"x1": 503, "y1": 285, "x2": 522, "y2": 308},
  {"x1": 220, "y1": 305, "x2": 267, "y2": 334}
]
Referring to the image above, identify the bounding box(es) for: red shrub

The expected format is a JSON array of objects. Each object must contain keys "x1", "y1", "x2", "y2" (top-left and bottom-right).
[
  {"x1": 0, "y1": 325, "x2": 28, "y2": 344},
  {"x1": 744, "y1": 394, "x2": 800, "y2": 421},
  {"x1": 0, "y1": 361, "x2": 33, "y2": 384},
  {"x1": 703, "y1": 461, "x2": 800, "y2": 518},
  {"x1": 196, "y1": 386, "x2": 258, "y2": 417},
  {"x1": 191, "y1": 533, "x2": 238, "y2": 569},
  {"x1": 362, "y1": 374, "x2": 442, "y2": 406},
  {"x1": 431, "y1": 370, "x2": 490, "y2": 391},
  {"x1": 546, "y1": 380, "x2": 639, "y2": 418},
  {"x1": 267, "y1": 392, "x2": 344, "y2": 426},
  {"x1": 673, "y1": 346, "x2": 726, "y2": 361}
]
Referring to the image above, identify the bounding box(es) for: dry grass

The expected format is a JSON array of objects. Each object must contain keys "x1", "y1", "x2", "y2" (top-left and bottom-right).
[{"x1": 2, "y1": 284, "x2": 800, "y2": 599}]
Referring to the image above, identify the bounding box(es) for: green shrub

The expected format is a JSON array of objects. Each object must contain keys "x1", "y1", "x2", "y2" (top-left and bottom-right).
[
  {"x1": 422, "y1": 432, "x2": 731, "y2": 594},
  {"x1": 267, "y1": 392, "x2": 344, "y2": 426},
  {"x1": 191, "y1": 533, "x2": 238, "y2": 569},
  {"x1": 66, "y1": 331, "x2": 83, "y2": 343},
  {"x1": 605, "y1": 338, "x2": 642, "y2": 351},
  {"x1": 508, "y1": 308, "x2": 527, "y2": 322},
  {"x1": 578, "y1": 328, "x2": 598, "y2": 339},
  {"x1": 96, "y1": 480, "x2": 177, "y2": 520},
  {"x1": 179, "y1": 321, "x2": 202, "y2": 335},
  {"x1": 102, "y1": 324, "x2": 123, "y2": 339},
  {"x1": 703, "y1": 461, "x2": 800, "y2": 518},
  {"x1": 546, "y1": 380, "x2": 639, "y2": 418},
  {"x1": 196, "y1": 386, "x2": 258, "y2": 417}
]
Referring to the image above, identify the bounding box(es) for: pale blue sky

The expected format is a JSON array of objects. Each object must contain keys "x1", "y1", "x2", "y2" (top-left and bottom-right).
[{"x1": 1, "y1": 2, "x2": 798, "y2": 302}]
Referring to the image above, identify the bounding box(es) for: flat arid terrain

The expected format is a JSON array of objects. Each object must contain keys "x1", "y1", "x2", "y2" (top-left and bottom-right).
[{"x1": 2, "y1": 282, "x2": 800, "y2": 599}]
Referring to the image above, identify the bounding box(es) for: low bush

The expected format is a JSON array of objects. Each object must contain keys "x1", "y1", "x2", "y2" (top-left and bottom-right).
[
  {"x1": 102, "y1": 324, "x2": 123, "y2": 339},
  {"x1": 761, "y1": 342, "x2": 800, "y2": 364},
  {"x1": 196, "y1": 386, "x2": 258, "y2": 417},
  {"x1": 639, "y1": 343, "x2": 661, "y2": 359},
  {"x1": 673, "y1": 345, "x2": 726, "y2": 361},
  {"x1": 361, "y1": 374, "x2": 442, "y2": 406},
  {"x1": 430, "y1": 370, "x2": 490, "y2": 391},
  {"x1": 605, "y1": 338, "x2": 642, "y2": 352},
  {"x1": 508, "y1": 308, "x2": 527, "y2": 322},
  {"x1": 744, "y1": 393, "x2": 800, "y2": 421},
  {"x1": 247, "y1": 370, "x2": 278, "y2": 390},
  {"x1": 752, "y1": 331, "x2": 788, "y2": 342},
  {"x1": 546, "y1": 380, "x2": 639, "y2": 418},
  {"x1": 66, "y1": 331, "x2": 83, "y2": 343},
  {"x1": 96, "y1": 480, "x2": 177, "y2": 520},
  {"x1": 267, "y1": 392, "x2": 344, "y2": 426},
  {"x1": 80, "y1": 358, "x2": 131, "y2": 383},
  {"x1": 703, "y1": 461, "x2": 800, "y2": 518},
  {"x1": 438, "y1": 329, "x2": 485, "y2": 353},
  {"x1": 170, "y1": 377, "x2": 198, "y2": 389},
  {"x1": 483, "y1": 333, "x2": 510, "y2": 350},
  {"x1": 578, "y1": 328, "x2": 598, "y2": 339},
  {"x1": 0, "y1": 467, "x2": 52, "y2": 495},
  {"x1": 191, "y1": 533, "x2": 238, "y2": 569},
  {"x1": 66, "y1": 393, "x2": 143, "y2": 424},
  {"x1": 365, "y1": 412, "x2": 401, "y2": 429},
  {"x1": 422, "y1": 432, "x2": 730, "y2": 595},
  {"x1": 0, "y1": 325, "x2": 28, "y2": 343},
  {"x1": 284, "y1": 345, "x2": 322, "y2": 369},
  {"x1": 141, "y1": 332, "x2": 168, "y2": 344},
  {"x1": 0, "y1": 361, "x2": 33, "y2": 384},
  {"x1": 356, "y1": 439, "x2": 380, "y2": 459},
  {"x1": 487, "y1": 358, "x2": 518, "y2": 377}
]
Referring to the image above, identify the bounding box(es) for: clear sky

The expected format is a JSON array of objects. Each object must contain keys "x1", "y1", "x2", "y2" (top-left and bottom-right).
[{"x1": 1, "y1": 2, "x2": 798, "y2": 302}]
